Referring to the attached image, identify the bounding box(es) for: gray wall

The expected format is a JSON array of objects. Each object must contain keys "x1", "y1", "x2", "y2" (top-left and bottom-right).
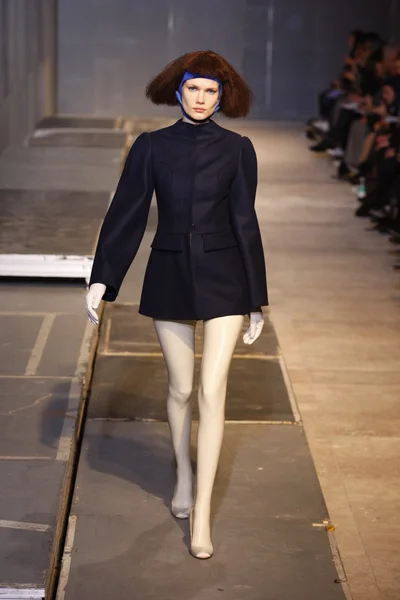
[
  {"x1": 0, "y1": 0, "x2": 57, "y2": 156},
  {"x1": 58, "y1": 0, "x2": 399, "y2": 121}
]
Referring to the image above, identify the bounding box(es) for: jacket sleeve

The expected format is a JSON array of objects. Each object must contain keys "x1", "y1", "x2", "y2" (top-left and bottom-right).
[
  {"x1": 89, "y1": 132, "x2": 153, "y2": 302},
  {"x1": 229, "y1": 136, "x2": 268, "y2": 309}
]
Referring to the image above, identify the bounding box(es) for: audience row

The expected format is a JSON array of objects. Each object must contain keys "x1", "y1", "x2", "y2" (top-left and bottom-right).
[{"x1": 307, "y1": 29, "x2": 400, "y2": 262}]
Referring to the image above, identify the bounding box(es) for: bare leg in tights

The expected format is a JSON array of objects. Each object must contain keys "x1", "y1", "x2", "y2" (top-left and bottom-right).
[
  {"x1": 154, "y1": 319, "x2": 196, "y2": 513},
  {"x1": 154, "y1": 314, "x2": 244, "y2": 556}
]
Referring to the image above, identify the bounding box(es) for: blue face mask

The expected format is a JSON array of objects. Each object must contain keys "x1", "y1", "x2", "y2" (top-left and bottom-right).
[{"x1": 175, "y1": 71, "x2": 222, "y2": 120}]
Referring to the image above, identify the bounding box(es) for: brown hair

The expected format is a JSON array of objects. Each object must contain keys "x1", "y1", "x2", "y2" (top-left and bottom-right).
[{"x1": 145, "y1": 50, "x2": 253, "y2": 118}]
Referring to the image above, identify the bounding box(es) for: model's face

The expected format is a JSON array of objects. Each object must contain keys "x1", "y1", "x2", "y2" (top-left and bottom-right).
[{"x1": 181, "y1": 78, "x2": 220, "y2": 120}]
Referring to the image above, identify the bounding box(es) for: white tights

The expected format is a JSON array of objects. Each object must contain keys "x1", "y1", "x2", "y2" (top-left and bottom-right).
[{"x1": 153, "y1": 315, "x2": 244, "y2": 547}]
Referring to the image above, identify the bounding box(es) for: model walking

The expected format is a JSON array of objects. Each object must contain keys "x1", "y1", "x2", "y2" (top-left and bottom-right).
[{"x1": 86, "y1": 50, "x2": 268, "y2": 558}]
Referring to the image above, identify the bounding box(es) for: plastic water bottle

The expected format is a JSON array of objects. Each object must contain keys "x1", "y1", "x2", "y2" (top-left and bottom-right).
[{"x1": 357, "y1": 177, "x2": 366, "y2": 200}]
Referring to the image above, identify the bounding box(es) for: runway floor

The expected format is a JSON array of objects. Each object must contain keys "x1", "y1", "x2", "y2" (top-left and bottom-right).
[
  {"x1": 1, "y1": 119, "x2": 399, "y2": 599},
  {"x1": 0, "y1": 130, "x2": 124, "y2": 598}
]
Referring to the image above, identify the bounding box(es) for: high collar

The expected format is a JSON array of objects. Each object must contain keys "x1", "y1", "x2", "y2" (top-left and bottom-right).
[{"x1": 172, "y1": 118, "x2": 220, "y2": 137}]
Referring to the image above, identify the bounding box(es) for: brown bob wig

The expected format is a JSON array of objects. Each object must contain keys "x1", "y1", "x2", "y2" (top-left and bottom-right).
[{"x1": 145, "y1": 50, "x2": 253, "y2": 118}]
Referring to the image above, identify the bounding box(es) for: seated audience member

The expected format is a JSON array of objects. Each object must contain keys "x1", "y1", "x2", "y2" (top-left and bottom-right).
[
  {"x1": 308, "y1": 30, "x2": 365, "y2": 134},
  {"x1": 310, "y1": 38, "x2": 385, "y2": 155},
  {"x1": 339, "y1": 79, "x2": 399, "y2": 178},
  {"x1": 385, "y1": 53, "x2": 400, "y2": 98},
  {"x1": 355, "y1": 115, "x2": 400, "y2": 218}
]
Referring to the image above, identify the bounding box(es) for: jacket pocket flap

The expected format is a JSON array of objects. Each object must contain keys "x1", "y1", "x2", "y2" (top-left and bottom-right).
[
  {"x1": 202, "y1": 232, "x2": 238, "y2": 251},
  {"x1": 151, "y1": 232, "x2": 183, "y2": 252}
]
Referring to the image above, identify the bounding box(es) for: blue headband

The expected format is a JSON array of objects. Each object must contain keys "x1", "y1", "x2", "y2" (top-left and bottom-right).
[{"x1": 175, "y1": 71, "x2": 222, "y2": 119}]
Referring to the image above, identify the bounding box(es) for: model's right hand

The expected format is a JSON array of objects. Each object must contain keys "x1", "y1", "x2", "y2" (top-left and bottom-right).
[{"x1": 85, "y1": 283, "x2": 106, "y2": 325}]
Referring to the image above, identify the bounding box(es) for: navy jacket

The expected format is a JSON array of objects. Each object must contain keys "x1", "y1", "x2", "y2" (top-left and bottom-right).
[{"x1": 89, "y1": 118, "x2": 268, "y2": 320}]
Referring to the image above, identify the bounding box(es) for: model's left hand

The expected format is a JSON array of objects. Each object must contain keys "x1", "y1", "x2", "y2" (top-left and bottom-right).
[{"x1": 243, "y1": 311, "x2": 264, "y2": 345}]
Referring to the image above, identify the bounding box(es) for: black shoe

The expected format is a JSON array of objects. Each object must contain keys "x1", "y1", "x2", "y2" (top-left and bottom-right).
[
  {"x1": 336, "y1": 161, "x2": 351, "y2": 179},
  {"x1": 355, "y1": 204, "x2": 370, "y2": 217},
  {"x1": 306, "y1": 129, "x2": 317, "y2": 141},
  {"x1": 370, "y1": 217, "x2": 392, "y2": 233},
  {"x1": 309, "y1": 139, "x2": 333, "y2": 153}
]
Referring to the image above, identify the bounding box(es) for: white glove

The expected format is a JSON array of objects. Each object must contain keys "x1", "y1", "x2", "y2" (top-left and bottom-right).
[
  {"x1": 243, "y1": 311, "x2": 264, "y2": 345},
  {"x1": 85, "y1": 283, "x2": 106, "y2": 325}
]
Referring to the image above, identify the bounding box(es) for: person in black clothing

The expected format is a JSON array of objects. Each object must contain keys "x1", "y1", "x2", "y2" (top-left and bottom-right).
[
  {"x1": 311, "y1": 40, "x2": 387, "y2": 154},
  {"x1": 312, "y1": 30, "x2": 366, "y2": 128},
  {"x1": 86, "y1": 50, "x2": 268, "y2": 560},
  {"x1": 386, "y1": 54, "x2": 400, "y2": 98},
  {"x1": 355, "y1": 115, "x2": 400, "y2": 217}
]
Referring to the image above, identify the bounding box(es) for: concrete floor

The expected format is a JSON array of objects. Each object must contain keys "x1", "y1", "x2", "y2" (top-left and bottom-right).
[
  {"x1": 0, "y1": 141, "x2": 123, "y2": 597},
  {"x1": 63, "y1": 422, "x2": 345, "y2": 600}
]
